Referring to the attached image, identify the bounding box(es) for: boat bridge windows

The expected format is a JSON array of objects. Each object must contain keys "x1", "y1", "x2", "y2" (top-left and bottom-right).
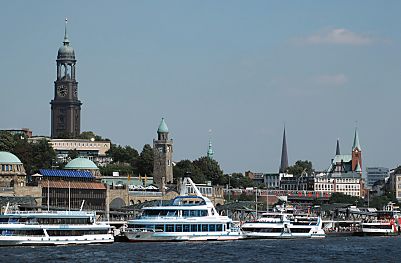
[
  {"x1": 142, "y1": 209, "x2": 209, "y2": 218},
  {"x1": 128, "y1": 223, "x2": 225, "y2": 232}
]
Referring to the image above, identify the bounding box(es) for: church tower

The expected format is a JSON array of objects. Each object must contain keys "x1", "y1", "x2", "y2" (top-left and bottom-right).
[
  {"x1": 153, "y1": 118, "x2": 174, "y2": 188},
  {"x1": 50, "y1": 19, "x2": 82, "y2": 138},
  {"x1": 279, "y1": 127, "x2": 289, "y2": 173},
  {"x1": 351, "y1": 127, "x2": 362, "y2": 174}
]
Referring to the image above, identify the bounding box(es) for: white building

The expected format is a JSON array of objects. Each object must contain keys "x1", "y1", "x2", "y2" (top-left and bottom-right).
[{"x1": 314, "y1": 172, "x2": 361, "y2": 197}]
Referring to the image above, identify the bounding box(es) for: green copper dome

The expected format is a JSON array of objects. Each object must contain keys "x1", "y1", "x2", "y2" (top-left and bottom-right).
[
  {"x1": 0, "y1": 151, "x2": 22, "y2": 164},
  {"x1": 157, "y1": 118, "x2": 169, "y2": 133},
  {"x1": 65, "y1": 157, "x2": 98, "y2": 170}
]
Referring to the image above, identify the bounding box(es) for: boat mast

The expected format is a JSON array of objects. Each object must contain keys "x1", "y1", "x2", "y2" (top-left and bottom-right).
[
  {"x1": 255, "y1": 188, "x2": 258, "y2": 219},
  {"x1": 47, "y1": 179, "x2": 50, "y2": 212},
  {"x1": 68, "y1": 181, "x2": 71, "y2": 211}
]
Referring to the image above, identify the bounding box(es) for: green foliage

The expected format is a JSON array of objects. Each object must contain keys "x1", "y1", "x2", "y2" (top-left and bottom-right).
[
  {"x1": 68, "y1": 149, "x2": 79, "y2": 160},
  {"x1": 369, "y1": 192, "x2": 399, "y2": 209},
  {"x1": 137, "y1": 144, "x2": 154, "y2": 177},
  {"x1": 173, "y1": 160, "x2": 207, "y2": 184},
  {"x1": 0, "y1": 132, "x2": 56, "y2": 174},
  {"x1": 29, "y1": 139, "x2": 57, "y2": 173},
  {"x1": 99, "y1": 163, "x2": 133, "y2": 176},
  {"x1": 0, "y1": 131, "x2": 16, "y2": 152},
  {"x1": 228, "y1": 173, "x2": 255, "y2": 188},
  {"x1": 78, "y1": 131, "x2": 110, "y2": 141},
  {"x1": 329, "y1": 192, "x2": 364, "y2": 206},
  {"x1": 193, "y1": 157, "x2": 224, "y2": 185},
  {"x1": 287, "y1": 160, "x2": 313, "y2": 176}
]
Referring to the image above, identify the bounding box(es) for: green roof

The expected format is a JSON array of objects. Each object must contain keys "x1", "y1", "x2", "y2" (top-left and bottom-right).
[
  {"x1": 0, "y1": 151, "x2": 22, "y2": 164},
  {"x1": 352, "y1": 128, "x2": 361, "y2": 150},
  {"x1": 65, "y1": 157, "x2": 98, "y2": 170},
  {"x1": 157, "y1": 118, "x2": 169, "y2": 133}
]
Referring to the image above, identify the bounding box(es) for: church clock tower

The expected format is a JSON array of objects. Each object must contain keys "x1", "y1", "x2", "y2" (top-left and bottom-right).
[{"x1": 50, "y1": 19, "x2": 82, "y2": 138}]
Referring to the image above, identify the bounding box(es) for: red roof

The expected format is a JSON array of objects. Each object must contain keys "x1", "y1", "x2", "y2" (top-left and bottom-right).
[{"x1": 40, "y1": 181, "x2": 106, "y2": 190}]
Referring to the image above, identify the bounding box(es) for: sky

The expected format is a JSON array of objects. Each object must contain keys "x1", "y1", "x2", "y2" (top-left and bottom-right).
[{"x1": 1, "y1": 1, "x2": 401, "y2": 174}]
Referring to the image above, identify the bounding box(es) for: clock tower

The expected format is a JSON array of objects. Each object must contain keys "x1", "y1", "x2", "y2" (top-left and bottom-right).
[
  {"x1": 153, "y1": 118, "x2": 174, "y2": 189},
  {"x1": 50, "y1": 19, "x2": 82, "y2": 138}
]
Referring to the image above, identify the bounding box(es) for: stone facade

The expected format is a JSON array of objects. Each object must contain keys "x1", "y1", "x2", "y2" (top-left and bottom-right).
[{"x1": 153, "y1": 119, "x2": 173, "y2": 188}]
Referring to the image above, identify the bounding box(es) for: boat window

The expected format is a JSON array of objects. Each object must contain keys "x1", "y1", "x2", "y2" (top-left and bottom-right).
[
  {"x1": 165, "y1": 224, "x2": 174, "y2": 232},
  {"x1": 155, "y1": 225, "x2": 164, "y2": 231},
  {"x1": 167, "y1": 210, "x2": 177, "y2": 217},
  {"x1": 190, "y1": 224, "x2": 197, "y2": 232},
  {"x1": 175, "y1": 224, "x2": 183, "y2": 232},
  {"x1": 190, "y1": 210, "x2": 198, "y2": 217},
  {"x1": 183, "y1": 224, "x2": 190, "y2": 232},
  {"x1": 182, "y1": 210, "x2": 190, "y2": 217},
  {"x1": 216, "y1": 224, "x2": 223, "y2": 231},
  {"x1": 200, "y1": 210, "x2": 208, "y2": 217},
  {"x1": 202, "y1": 224, "x2": 208, "y2": 232},
  {"x1": 209, "y1": 224, "x2": 215, "y2": 231}
]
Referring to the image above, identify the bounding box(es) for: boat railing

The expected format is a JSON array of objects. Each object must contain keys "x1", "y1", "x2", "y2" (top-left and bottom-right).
[{"x1": 4, "y1": 210, "x2": 94, "y2": 216}]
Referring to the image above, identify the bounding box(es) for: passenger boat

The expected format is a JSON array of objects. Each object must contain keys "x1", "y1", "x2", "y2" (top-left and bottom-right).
[
  {"x1": 124, "y1": 177, "x2": 242, "y2": 242},
  {"x1": 0, "y1": 205, "x2": 114, "y2": 246},
  {"x1": 241, "y1": 212, "x2": 325, "y2": 239},
  {"x1": 360, "y1": 210, "x2": 401, "y2": 236}
]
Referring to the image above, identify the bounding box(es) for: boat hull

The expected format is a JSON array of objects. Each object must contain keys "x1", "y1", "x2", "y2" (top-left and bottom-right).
[
  {"x1": 0, "y1": 234, "x2": 114, "y2": 246},
  {"x1": 124, "y1": 231, "x2": 242, "y2": 242}
]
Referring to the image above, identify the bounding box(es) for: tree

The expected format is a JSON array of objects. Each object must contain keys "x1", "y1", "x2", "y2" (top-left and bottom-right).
[
  {"x1": 0, "y1": 131, "x2": 16, "y2": 152},
  {"x1": 193, "y1": 156, "x2": 224, "y2": 185},
  {"x1": 99, "y1": 163, "x2": 133, "y2": 176},
  {"x1": 173, "y1": 160, "x2": 206, "y2": 184},
  {"x1": 137, "y1": 144, "x2": 154, "y2": 177},
  {"x1": 68, "y1": 149, "x2": 79, "y2": 160},
  {"x1": 78, "y1": 131, "x2": 110, "y2": 141},
  {"x1": 287, "y1": 160, "x2": 313, "y2": 176},
  {"x1": 29, "y1": 139, "x2": 57, "y2": 174},
  {"x1": 329, "y1": 192, "x2": 364, "y2": 206}
]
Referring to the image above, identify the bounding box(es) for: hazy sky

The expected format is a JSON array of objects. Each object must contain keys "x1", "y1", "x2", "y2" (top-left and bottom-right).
[{"x1": 1, "y1": 1, "x2": 401, "y2": 174}]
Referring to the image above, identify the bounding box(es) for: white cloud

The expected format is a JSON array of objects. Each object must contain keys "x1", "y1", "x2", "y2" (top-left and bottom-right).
[
  {"x1": 314, "y1": 74, "x2": 348, "y2": 87},
  {"x1": 302, "y1": 28, "x2": 374, "y2": 45}
]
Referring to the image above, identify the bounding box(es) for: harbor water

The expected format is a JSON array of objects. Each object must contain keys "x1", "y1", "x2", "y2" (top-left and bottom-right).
[{"x1": 1, "y1": 236, "x2": 400, "y2": 262}]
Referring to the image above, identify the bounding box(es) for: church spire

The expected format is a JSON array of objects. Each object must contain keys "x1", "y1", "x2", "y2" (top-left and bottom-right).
[
  {"x1": 279, "y1": 127, "x2": 288, "y2": 173},
  {"x1": 336, "y1": 138, "x2": 341, "y2": 155},
  {"x1": 207, "y1": 139, "x2": 214, "y2": 159},
  {"x1": 207, "y1": 129, "x2": 214, "y2": 159},
  {"x1": 352, "y1": 127, "x2": 361, "y2": 151},
  {"x1": 63, "y1": 18, "x2": 70, "y2": 45}
]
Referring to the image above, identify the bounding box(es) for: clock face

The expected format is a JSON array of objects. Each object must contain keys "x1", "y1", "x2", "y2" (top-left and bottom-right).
[{"x1": 57, "y1": 85, "x2": 67, "y2": 97}]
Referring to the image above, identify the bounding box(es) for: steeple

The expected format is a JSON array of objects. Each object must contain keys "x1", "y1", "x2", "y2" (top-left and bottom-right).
[
  {"x1": 207, "y1": 139, "x2": 214, "y2": 159},
  {"x1": 279, "y1": 127, "x2": 288, "y2": 173},
  {"x1": 157, "y1": 118, "x2": 169, "y2": 140},
  {"x1": 51, "y1": 18, "x2": 81, "y2": 138},
  {"x1": 63, "y1": 18, "x2": 70, "y2": 45},
  {"x1": 352, "y1": 127, "x2": 361, "y2": 151},
  {"x1": 336, "y1": 139, "x2": 341, "y2": 155}
]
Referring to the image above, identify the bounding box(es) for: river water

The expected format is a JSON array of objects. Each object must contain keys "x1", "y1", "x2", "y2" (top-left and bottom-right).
[{"x1": 1, "y1": 236, "x2": 400, "y2": 262}]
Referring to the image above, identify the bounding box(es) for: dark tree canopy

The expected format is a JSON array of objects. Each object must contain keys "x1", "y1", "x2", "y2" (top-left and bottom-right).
[
  {"x1": 0, "y1": 132, "x2": 56, "y2": 174},
  {"x1": 137, "y1": 144, "x2": 154, "y2": 177},
  {"x1": 287, "y1": 160, "x2": 314, "y2": 176}
]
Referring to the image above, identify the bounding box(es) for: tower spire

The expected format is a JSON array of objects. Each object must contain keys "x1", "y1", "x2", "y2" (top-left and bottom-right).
[
  {"x1": 63, "y1": 18, "x2": 70, "y2": 45},
  {"x1": 207, "y1": 129, "x2": 214, "y2": 159},
  {"x1": 336, "y1": 138, "x2": 341, "y2": 155},
  {"x1": 279, "y1": 127, "x2": 288, "y2": 173},
  {"x1": 352, "y1": 127, "x2": 361, "y2": 151}
]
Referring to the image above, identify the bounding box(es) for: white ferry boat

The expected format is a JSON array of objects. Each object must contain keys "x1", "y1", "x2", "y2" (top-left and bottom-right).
[
  {"x1": 241, "y1": 212, "x2": 325, "y2": 239},
  {"x1": 360, "y1": 210, "x2": 400, "y2": 236},
  {"x1": 124, "y1": 177, "x2": 242, "y2": 242},
  {"x1": 0, "y1": 206, "x2": 114, "y2": 246}
]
